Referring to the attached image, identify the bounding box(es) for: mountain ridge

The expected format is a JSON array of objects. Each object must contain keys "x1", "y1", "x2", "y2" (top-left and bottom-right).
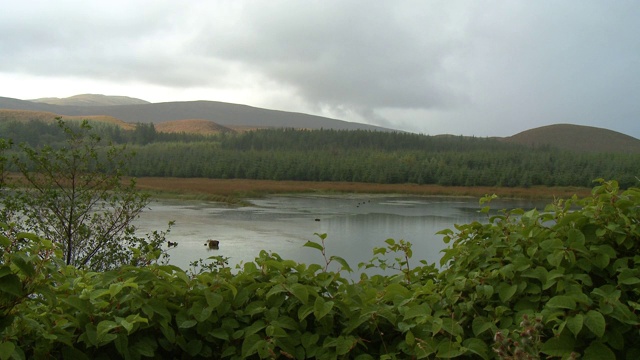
[
  {"x1": 30, "y1": 94, "x2": 150, "y2": 106},
  {"x1": 0, "y1": 96, "x2": 393, "y2": 132},
  {"x1": 2, "y1": 95, "x2": 640, "y2": 153}
]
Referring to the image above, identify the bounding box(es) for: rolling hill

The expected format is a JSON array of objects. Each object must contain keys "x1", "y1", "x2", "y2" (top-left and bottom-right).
[
  {"x1": 30, "y1": 94, "x2": 150, "y2": 106},
  {"x1": 0, "y1": 96, "x2": 392, "y2": 132},
  {"x1": 504, "y1": 123, "x2": 640, "y2": 153},
  {"x1": 2, "y1": 95, "x2": 640, "y2": 153}
]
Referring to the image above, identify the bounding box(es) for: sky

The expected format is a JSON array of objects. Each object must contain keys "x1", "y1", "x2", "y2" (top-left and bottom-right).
[{"x1": 1, "y1": 1, "x2": 639, "y2": 139}]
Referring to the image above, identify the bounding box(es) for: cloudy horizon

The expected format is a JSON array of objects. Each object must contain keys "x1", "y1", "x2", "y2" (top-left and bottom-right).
[{"x1": 1, "y1": 1, "x2": 639, "y2": 138}]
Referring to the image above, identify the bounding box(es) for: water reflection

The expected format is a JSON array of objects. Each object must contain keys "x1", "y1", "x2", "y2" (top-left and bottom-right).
[{"x1": 133, "y1": 194, "x2": 544, "y2": 274}]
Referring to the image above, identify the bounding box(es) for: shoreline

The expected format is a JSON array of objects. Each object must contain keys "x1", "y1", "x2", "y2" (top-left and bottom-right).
[{"x1": 134, "y1": 177, "x2": 593, "y2": 203}]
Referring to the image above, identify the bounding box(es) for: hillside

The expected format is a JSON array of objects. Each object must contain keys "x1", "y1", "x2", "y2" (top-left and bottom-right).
[
  {"x1": 155, "y1": 119, "x2": 233, "y2": 135},
  {"x1": 3, "y1": 96, "x2": 640, "y2": 153},
  {"x1": 504, "y1": 124, "x2": 640, "y2": 153},
  {"x1": 0, "y1": 96, "x2": 393, "y2": 132},
  {"x1": 30, "y1": 94, "x2": 150, "y2": 106},
  {"x1": 0, "y1": 109, "x2": 134, "y2": 130}
]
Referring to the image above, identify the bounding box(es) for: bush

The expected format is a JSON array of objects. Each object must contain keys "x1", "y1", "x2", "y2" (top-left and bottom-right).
[{"x1": 0, "y1": 179, "x2": 638, "y2": 359}]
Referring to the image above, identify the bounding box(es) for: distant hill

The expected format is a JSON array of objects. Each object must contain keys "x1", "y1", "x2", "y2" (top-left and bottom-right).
[
  {"x1": 0, "y1": 109, "x2": 135, "y2": 130},
  {"x1": 30, "y1": 94, "x2": 150, "y2": 106},
  {"x1": 504, "y1": 124, "x2": 640, "y2": 153},
  {"x1": 0, "y1": 96, "x2": 393, "y2": 132},
  {"x1": 3, "y1": 96, "x2": 640, "y2": 153}
]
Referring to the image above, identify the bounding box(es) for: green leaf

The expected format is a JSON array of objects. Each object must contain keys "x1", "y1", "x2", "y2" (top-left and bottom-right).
[
  {"x1": 440, "y1": 317, "x2": 463, "y2": 337},
  {"x1": 566, "y1": 314, "x2": 583, "y2": 337},
  {"x1": 205, "y1": 291, "x2": 223, "y2": 308},
  {"x1": 618, "y1": 269, "x2": 640, "y2": 285},
  {"x1": 498, "y1": 283, "x2": 518, "y2": 302},
  {"x1": 298, "y1": 303, "x2": 314, "y2": 321},
  {"x1": 303, "y1": 241, "x2": 324, "y2": 252},
  {"x1": 567, "y1": 228, "x2": 585, "y2": 246},
  {"x1": 584, "y1": 310, "x2": 606, "y2": 338},
  {"x1": 540, "y1": 331, "x2": 575, "y2": 356},
  {"x1": 546, "y1": 295, "x2": 577, "y2": 310},
  {"x1": 313, "y1": 297, "x2": 334, "y2": 320},
  {"x1": 288, "y1": 283, "x2": 309, "y2": 304},
  {"x1": 0, "y1": 274, "x2": 22, "y2": 297},
  {"x1": 114, "y1": 334, "x2": 129, "y2": 357},
  {"x1": 10, "y1": 254, "x2": 35, "y2": 277},
  {"x1": 406, "y1": 331, "x2": 415, "y2": 346},
  {"x1": 244, "y1": 320, "x2": 266, "y2": 337},
  {"x1": 436, "y1": 339, "x2": 465, "y2": 358},
  {"x1": 336, "y1": 336, "x2": 355, "y2": 355},
  {"x1": 583, "y1": 342, "x2": 616, "y2": 360},
  {"x1": 0, "y1": 235, "x2": 11, "y2": 247},
  {"x1": 472, "y1": 317, "x2": 494, "y2": 336},
  {"x1": 521, "y1": 266, "x2": 548, "y2": 285},
  {"x1": 241, "y1": 334, "x2": 263, "y2": 358},
  {"x1": 547, "y1": 251, "x2": 564, "y2": 267},
  {"x1": 130, "y1": 336, "x2": 156, "y2": 357},
  {"x1": 109, "y1": 283, "x2": 123, "y2": 298},
  {"x1": 178, "y1": 319, "x2": 197, "y2": 329},
  {"x1": 210, "y1": 328, "x2": 229, "y2": 341},
  {"x1": 462, "y1": 338, "x2": 489, "y2": 360},
  {"x1": 272, "y1": 316, "x2": 298, "y2": 330},
  {"x1": 384, "y1": 283, "x2": 411, "y2": 301},
  {"x1": 301, "y1": 332, "x2": 320, "y2": 352},
  {"x1": 0, "y1": 342, "x2": 15, "y2": 360},
  {"x1": 96, "y1": 320, "x2": 118, "y2": 344},
  {"x1": 330, "y1": 255, "x2": 353, "y2": 272},
  {"x1": 186, "y1": 339, "x2": 203, "y2": 357}
]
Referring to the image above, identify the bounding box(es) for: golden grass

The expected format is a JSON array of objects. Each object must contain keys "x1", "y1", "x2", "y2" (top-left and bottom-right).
[
  {"x1": 134, "y1": 177, "x2": 592, "y2": 202},
  {"x1": 155, "y1": 119, "x2": 232, "y2": 135}
]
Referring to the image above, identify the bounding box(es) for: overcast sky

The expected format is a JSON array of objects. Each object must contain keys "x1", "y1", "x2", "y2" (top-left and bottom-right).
[{"x1": 1, "y1": 1, "x2": 639, "y2": 138}]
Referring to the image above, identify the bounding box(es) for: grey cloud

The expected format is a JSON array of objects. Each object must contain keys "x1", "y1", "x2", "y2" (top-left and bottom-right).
[
  {"x1": 196, "y1": 1, "x2": 471, "y2": 112},
  {"x1": 0, "y1": 1, "x2": 233, "y2": 87},
  {"x1": 1, "y1": 1, "x2": 640, "y2": 138}
]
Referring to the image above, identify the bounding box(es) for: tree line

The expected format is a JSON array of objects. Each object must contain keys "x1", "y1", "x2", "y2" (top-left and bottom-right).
[{"x1": 1, "y1": 119, "x2": 639, "y2": 188}]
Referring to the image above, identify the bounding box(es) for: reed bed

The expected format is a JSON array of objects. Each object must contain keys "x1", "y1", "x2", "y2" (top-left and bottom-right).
[{"x1": 134, "y1": 177, "x2": 592, "y2": 202}]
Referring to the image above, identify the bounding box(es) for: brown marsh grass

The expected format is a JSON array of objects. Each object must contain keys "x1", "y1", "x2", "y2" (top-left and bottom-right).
[{"x1": 134, "y1": 177, "x2": 592, "y2": 202}]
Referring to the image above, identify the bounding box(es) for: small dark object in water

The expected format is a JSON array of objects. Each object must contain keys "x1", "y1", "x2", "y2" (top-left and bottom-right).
[
  {"x1": 314, "y1": 218, "x2": 320, "y2": 222},
  {"x1": 167, "y1": 241, "x2": 178, "y2": 248},
  {"x1": 205, "y1": 239, "x2": 220, "y2": 249}
]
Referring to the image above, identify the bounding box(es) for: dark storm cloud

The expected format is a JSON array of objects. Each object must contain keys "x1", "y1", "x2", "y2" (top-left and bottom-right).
[{"x1": 195, "y1": 1, "x2": 471, "y2": 110}]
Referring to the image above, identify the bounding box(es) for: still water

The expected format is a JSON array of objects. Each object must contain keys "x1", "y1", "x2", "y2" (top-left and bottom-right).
[{"x1": 134, "y1": 194, "x2": 544, "y2": 273}]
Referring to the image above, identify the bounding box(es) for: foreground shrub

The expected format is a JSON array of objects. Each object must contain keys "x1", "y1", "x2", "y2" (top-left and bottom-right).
[{"x1": 0, "y1": 179, "x2": 638, "y2": 359}]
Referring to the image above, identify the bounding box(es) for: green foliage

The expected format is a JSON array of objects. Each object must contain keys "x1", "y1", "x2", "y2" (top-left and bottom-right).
[
  {"x1": 439, "y1": 179, "x2": 640, "y2": 358},
  {"x1": 0, "y1": 179, "x2": 639, "y2": 358},
  {"x1": 0, "y1": 118, "x2": 171, "y2": 271}
]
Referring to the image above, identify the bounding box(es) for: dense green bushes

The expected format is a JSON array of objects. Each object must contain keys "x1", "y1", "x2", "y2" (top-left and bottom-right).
[{"x1": 1, "y1": 179, "x2": 639, "y2": 359}]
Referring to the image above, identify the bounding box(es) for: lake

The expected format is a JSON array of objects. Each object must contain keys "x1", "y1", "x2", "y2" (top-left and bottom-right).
[{"x1": 134, "y1": 194, "x2": 545, "y2": 274}]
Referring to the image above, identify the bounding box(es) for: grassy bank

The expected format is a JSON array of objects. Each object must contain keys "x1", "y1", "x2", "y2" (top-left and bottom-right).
[{"x1": 134, "y1": 177, "x2": 592, "y2": 202}]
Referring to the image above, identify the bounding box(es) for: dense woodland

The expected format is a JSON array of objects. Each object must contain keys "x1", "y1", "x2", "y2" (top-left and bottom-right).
[{"x1": 1, "y1": 119, "x2": 639, "y2": 188}]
